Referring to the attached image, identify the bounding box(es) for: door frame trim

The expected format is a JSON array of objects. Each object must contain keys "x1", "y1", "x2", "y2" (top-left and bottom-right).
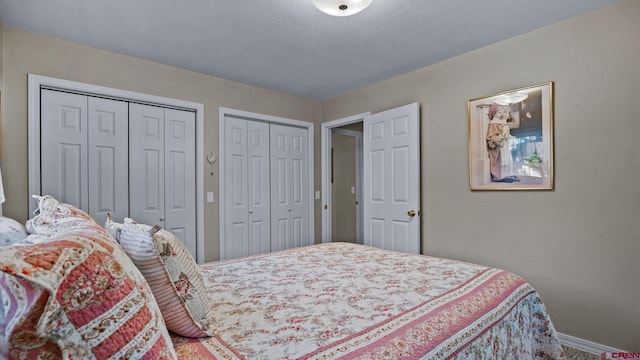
[
  {"x1": 218, "y1": 107, "x2": 315, "y2": 259},
  {"x1": 28, "y1": 74, "x2": 206, "y2": 263},
  {"x1": 320, "y1": 112, "x2": 370, "y2": 243}
]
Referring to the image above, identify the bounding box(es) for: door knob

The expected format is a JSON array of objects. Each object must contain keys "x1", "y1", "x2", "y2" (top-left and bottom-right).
[
  {"x1": 407, "y1": 210, "x2": 416, "y2": 217},
  {"x1": 159, "y1": 217, "x2": 165, "y2": 222}
]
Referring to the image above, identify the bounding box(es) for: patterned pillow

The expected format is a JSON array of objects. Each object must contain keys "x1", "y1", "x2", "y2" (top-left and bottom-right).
[
  {"x1": 108, "y1": 217, "x2": 214, "y2": 338},
  {"x1": 0, "y1": 196, "x2": 177, "y2": 359},
  {"x1": 0, "y1": 272, "x2": 62, "y2": 359},
  {"x1": 0, "y1": 216, "x2": 29, "y2": 246}
]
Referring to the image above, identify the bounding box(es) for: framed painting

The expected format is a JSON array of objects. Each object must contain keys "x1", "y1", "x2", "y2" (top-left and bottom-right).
[{"x1": 468, "y1": 82, "x2": 554, "y2": 190}]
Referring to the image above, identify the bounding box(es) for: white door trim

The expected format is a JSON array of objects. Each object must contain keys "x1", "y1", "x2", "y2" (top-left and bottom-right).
[
  {"x1": 28, "y1": 74, "x2": 206, "y2": 264},
  {"x1": 320, "y1": 112, "x2": 370, "y2": 243},
  {"x1": 218, "y1": 107, "x2": 315, "y2": 259}
]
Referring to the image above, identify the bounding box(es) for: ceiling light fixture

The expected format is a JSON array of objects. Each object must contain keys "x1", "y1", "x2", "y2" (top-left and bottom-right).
[{"x1": 312, "y1": 0, "x2": 372, "y2": 17}]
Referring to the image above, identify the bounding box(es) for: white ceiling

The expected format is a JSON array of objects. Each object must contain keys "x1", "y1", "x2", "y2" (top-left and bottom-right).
[{"x1": 0, "y1": 0, "x2": 620, "y2": 100}]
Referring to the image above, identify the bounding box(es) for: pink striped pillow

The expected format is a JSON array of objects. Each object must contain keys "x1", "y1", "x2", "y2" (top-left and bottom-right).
[{"x1": 108, "y1": 218, "x2": 214, "y2": 338}]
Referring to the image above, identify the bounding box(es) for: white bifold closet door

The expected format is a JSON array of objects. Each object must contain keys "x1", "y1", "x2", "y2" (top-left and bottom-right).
[
  {"x1": 41, "y1": 90, "x2": 128, "y2": 225},
  {"x1": 129, "y1": 103, "x2": 197, "y2": 256},
  {"x1": 223, "y1": 117, "x2": 271, "y2": 259},
  {"x1": 40, "y1": 90, "x2": 197, "y2": 258},
  {"x1": 270, "y1": 124, "x2": 309, "y2": 252},
  {"x1": 222, "y1": 118, "x2": 309, "y2": 259}
]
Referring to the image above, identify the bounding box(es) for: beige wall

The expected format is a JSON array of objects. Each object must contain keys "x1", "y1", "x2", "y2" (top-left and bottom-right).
[
  {"x1": 2, "y1": 0, "x2": 639, "y2": 350},
  {"x1": 1, "y1": 26, "x2": 321, "y2": 262},
  {"x1": 322, "y1": 0, "x2": 639, "y2": 350}
]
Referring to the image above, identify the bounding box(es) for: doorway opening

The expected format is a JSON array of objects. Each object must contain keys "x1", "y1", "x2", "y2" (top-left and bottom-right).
[
  {"x1": 321, "y1": 112, "x2": 369, "y2": 244},
  {"x1": 322, "y1": 103, "x2": 421, "y2": 252}
]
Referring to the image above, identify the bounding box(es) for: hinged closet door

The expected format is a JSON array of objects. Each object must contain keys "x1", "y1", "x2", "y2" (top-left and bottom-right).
[
  {"x1": 164, "y1": 108, "x2": 197, "y2": 257},
  {"x1": 270, "y1": 124, "x2": 309, "y2": 251},
  {"x1": 247, "y1": 120, "x2": 271, "y2": 256},
  {"x1": 223, "y1": 117, "x2": 249, "y2": 259},
  {"x1": 129, "y1": 103, "x2": 166, "y2": 228},
  {"x1": 288, "y1": 126, "x2": 309, "y2": 248},
  {"x1": 222, "y1": 118, "x2": 271, "y2": 259},
  {"x1": 41, "y1": 90, "x2": 89, "y2": 211},
  {"x1": 88, "y1": 97, "x2": 129, "y2": 224}
]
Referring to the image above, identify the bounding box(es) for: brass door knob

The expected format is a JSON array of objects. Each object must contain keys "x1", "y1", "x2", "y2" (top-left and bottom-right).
[{"x1": 407, "y1": 210, "x2": 416, "y2": 217}]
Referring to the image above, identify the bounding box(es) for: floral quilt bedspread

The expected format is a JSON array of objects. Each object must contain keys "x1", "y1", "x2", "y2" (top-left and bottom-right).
[{"x1": 172, "y1": 243, "x2": 565, "y2": 359}]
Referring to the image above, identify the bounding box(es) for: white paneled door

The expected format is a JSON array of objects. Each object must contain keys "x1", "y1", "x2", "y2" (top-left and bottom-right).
[
  {"x1": 41, "y1": 90, "x2": 129, "y2": 225},
  {"x1": 222, "y1": 117, "x2": 271, "y2": 259},
  {"x1": 88, "y1": 97, "x2": 129, "y2": 225},
  {"x1": 164, "y1": 108, "x2": 197, "y2": 256},
  {"x1": 270, "y1": 124, "x2": 309, "y2": 251},
  {"x1": 222, "y1": 118, "x2": 309, "y2": 259},
  {"x1": 129, "y1": 104, "x2": 165, "y2": 227},
  {"x1": 223, "y1": 117, "x2": 249, "y2": 259},
  {"x1": 34, "y1": 78, "x2": 202, "y2": 262},
  {"x1": 247, "y1": 121, "x2": 271, "y2": 256},
  {"x1": 42, "y1": 92, "x2": 198, "y2": 255},
  {"x1": 129, "y1": 103, "x2": 197, "y2": 257},
  {"x1": 41, "y1": 90, "x2": 89, "y2": 211},
  {"x1": 363, "y1": 103, "x2": 420, "y2": 253}
]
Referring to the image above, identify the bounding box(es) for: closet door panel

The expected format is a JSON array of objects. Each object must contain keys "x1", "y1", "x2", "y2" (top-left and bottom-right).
[
  {"x1": 270, "y1": 124, "x2": 309, "y2": 251},
  {"x1": 220, "y1": 119, "x2": 310, "y2": 257},
  {"x1": 223, "y1": 117, "x2": 249, "y2": 259},
  {"x1": 37, "y1": 85, "x2": 200, "y2": 261},
  {"x1": 41, "y1": 90, "x2": 88, "y2": 211},
  {"x1": 165, "y1": 109, "x2": 197, "y2": 257},
  {"x1": 273, "y1": 218, "x2": 290, "y2": 251},
  {"x1": 270, "y1": 126, "x2": 291, "y2": 251},
  {"x1": 88, "y1": 97, "x2": 129, "y2": 224},
  {"x1": 247, "y1": 121, "x2": 271, "y2": 256},
  {"x1": 289, "y1": 127, "x2": 309, "y2": 247},
  {"x1": 129, "y1": 104, "x2": 165, "y2": 227}
]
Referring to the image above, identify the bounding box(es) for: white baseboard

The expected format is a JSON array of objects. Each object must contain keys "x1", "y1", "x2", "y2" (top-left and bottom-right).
[{"x1": 558, "y1": 332, "x2": 625, "y2": 355}]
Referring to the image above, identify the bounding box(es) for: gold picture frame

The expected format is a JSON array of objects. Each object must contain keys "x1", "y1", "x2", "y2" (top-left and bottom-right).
[{"x1": 468, "y1": 82, "x2": 554, "y2": 190}]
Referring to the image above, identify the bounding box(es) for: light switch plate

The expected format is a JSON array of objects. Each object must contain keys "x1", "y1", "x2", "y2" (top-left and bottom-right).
[{"x1": 207, "y1": 191, "x2": 215, "y2": 203}]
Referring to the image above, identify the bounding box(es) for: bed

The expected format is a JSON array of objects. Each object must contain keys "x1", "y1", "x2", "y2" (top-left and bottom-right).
[
  {"x1": 0, "y1": 196, "x2": 565, "y2": 359},
  {"x1": 168, "y1": 243, "x2": 565, "y2": 359}
]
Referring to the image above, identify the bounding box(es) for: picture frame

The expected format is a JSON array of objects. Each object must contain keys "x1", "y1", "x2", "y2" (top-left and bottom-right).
[{"x1": 468, "y1": 82, "x2": 554, "y2": 190}]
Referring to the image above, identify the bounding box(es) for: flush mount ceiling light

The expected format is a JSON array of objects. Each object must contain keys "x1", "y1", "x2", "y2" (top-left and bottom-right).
[
  {"x1": 495, "y1": 91, "x2": 528, "y2": 105},
  {"x1": 312, "y1": 0, "x2": 372, "y2": 16}
]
